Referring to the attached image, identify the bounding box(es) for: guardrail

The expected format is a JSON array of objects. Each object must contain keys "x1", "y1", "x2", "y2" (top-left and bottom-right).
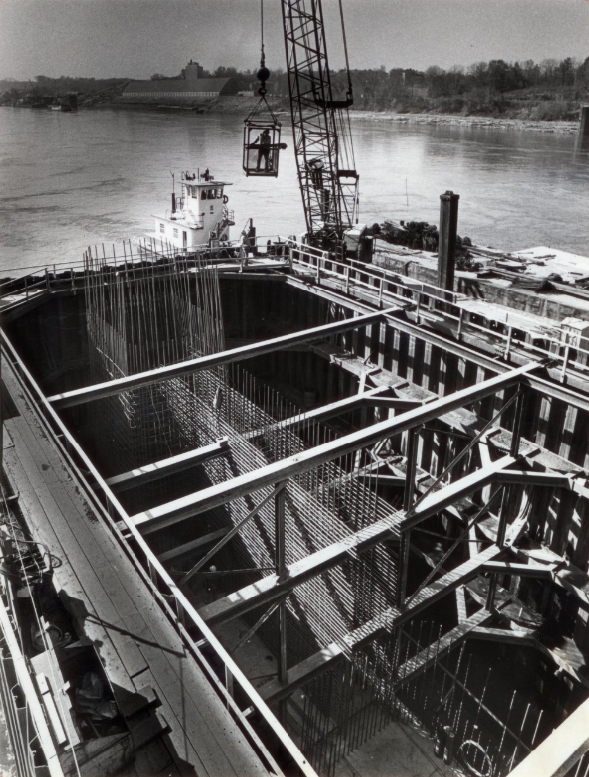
[
  {"x1": 0, "y1": 234, "x2": 288, "y2": 304},
  {"x1": 281, "y1": 237, "x2": 589, "y2": 383},
  {"x1": 0, "y1": 329, "x2": 317, "y2": 777},
  {"x1": 3, "y1": 234, "x2": 589, "y2": 383}
]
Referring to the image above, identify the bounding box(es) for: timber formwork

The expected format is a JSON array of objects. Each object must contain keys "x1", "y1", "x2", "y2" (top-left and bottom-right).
[{"x1": 3, "y1": 242, "x2": 589, "y2": 777}]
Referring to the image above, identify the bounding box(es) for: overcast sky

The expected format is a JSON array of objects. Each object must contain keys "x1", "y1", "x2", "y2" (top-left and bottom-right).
[{"x1": 1, "y1": 0, "x2": 587, "y2": 81}]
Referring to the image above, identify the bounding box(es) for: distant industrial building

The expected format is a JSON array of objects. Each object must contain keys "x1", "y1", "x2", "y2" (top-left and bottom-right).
[{"x1": 122, "y1": 60, "x2": 238, "y2": 104}]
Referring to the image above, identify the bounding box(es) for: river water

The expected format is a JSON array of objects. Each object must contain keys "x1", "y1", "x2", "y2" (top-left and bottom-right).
[{"x1": 0, "y1": 107, "x2": 587, "y2": 274}]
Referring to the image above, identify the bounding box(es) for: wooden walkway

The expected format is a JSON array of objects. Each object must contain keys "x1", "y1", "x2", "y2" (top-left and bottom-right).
[{"x1": 2, "y1": 361, "x2": 273, "y2": 777}]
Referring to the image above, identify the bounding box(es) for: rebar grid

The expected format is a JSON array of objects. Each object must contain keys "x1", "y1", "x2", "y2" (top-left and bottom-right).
[
  {"x1": 296, "y1": 617, "x2": 568, "y2": 777},
  {"x1": 79, "y1": 253, "x2": 489, "y2": 776}
]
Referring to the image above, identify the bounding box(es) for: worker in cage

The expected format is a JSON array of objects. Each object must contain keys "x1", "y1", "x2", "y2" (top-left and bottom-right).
[{"x1": 255, "y1": 128, "x2": 273, "y2": 172}]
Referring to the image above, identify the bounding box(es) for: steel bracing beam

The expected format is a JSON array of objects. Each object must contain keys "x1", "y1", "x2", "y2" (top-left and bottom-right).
[
  {"x1": 286, "y1": 274, "x2": 589, "y2": 413},
  {"x1": 196, "y1": 458, "x2": 571, "y2": 626},
  {"x1": 400, "y1": 456, "x2": 516, "y2": 531},
  {"x1": 157, "y1": 528, "x2": 229, "y2": 563},
  {"x1": 198, "y1": 512, "x2": 401, "y2": 626},
  {"x1": 131, "y1": 362, "x2": 539, "y2": 532},
  {"x1": 178, "y1": 484, "x2": 286, "y2": 587},
  {"x1": 243, "y1": 385, "x2": 391, "y2": 441},
  {"x1": 199, "y1": 454, "x2": 545, "y2": 626},
  {"x1": 105, "y1": 438, "x2": 230, "y2": 492},
  {"x1": 259, "y1": 545, "x2": 503, "y2": 704},
  {"x1": 48, "y1": 308, "x2": 391, "y2": 409}
]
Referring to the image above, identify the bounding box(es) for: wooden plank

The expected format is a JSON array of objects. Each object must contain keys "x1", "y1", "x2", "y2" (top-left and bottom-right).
[
  {"x1": 35, "y1": 674, "x2": 67, "y2": 745},
  {"x1": 3, "y1": 416, "x2": 274, "y2": 777},
  {"x1": 133, "y1": 636, "x2": 266, "y2": 777},
  {"x1": 0, "y1": 597, "x2": 64, "y2": 777},
  {"x1": 1, "y1": 348, "x2": 312, "y2": 777}
]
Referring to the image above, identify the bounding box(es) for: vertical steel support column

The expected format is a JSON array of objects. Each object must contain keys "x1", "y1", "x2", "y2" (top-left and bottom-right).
[
  {"x1": 275, "y1": 486, "x2": 288, "y2": 725},
  {"x1": 398, "y1": 427, "x2": 419, "y2": 607},
  {"x1": 510, "y1": 388, "x2": 526, "y2": 458},
  {"x1": 438, "y1": 191, "x2": 460, "y2": 296},
  {"x1": 486, "y1": 485, "x2": 511, "y2": 610}
]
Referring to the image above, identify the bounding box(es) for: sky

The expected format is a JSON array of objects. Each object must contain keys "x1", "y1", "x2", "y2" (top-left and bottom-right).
[{"x1": 0, "y1": 0, "x2": 588, "y2": 81}]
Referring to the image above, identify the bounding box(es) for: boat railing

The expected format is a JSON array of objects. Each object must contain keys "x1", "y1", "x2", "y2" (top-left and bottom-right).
[{"x1": 0, "y1": 328, "x2": 317, "y2": 777}]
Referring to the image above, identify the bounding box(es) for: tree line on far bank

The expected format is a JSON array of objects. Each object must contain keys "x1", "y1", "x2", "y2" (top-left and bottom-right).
[
  {"x1": 2, "y1": 56, "x2": 588, "y2": 119},
  {"x1": 187, "y1": 57, "x2": 589, "y2": 120},
  {"x1": 332, "y1": 57, "x2": 589, "y2": 120}
]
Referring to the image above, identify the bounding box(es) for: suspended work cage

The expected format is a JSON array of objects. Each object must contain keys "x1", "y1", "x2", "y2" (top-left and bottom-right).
[
  {"x1": 243, "y1": 0, "x2": 286, "y2": 178},
  {"x1": 243, "y1": 100, "x2": 285, "y2": 178}
]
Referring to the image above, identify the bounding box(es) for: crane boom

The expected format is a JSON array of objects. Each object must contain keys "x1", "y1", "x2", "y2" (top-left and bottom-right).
[{"x1": 280, "y1": 0, "x2": 359, "y2": 246}]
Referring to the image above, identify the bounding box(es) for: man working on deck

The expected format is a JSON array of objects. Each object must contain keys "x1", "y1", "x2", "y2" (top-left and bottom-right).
[{"x1": 255, "y1": 129, "x2": 272, "y2": 172}]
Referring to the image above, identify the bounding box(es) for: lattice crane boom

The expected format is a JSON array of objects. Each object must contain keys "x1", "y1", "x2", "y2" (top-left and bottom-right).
[{"x1": 280, "y1": 0, "x2": 359, "y2": 246}]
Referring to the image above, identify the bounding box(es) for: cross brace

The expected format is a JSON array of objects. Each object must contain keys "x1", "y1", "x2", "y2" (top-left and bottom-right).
[
  {"x1": 48, "y1": 308, "x2": 393, "y2": 409},
  {"x1": 198, "y1": 512, "x2": 401, "y2": 626},
  {"x1": 132, "y1": 362, "x2": 539, "y2": 532},
  {"x1": 105, "y1": 438, "x2": 229, "y2": 492},
  {"x1": 259, "y1": 545, "x2": 502, "y2": 704}
]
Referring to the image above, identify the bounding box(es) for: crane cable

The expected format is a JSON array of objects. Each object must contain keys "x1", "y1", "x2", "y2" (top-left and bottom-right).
[
  {"x1": 338, "y1": 0, "x2": 353, "y2": 101},
  {"x1": 260, "y1": 0, "x2": 265, "y2": 68}
]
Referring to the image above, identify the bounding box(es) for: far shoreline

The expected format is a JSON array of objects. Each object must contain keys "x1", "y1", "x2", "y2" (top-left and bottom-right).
[
  {"x1": 348, "y1": 110, "x2": 579, "y2": 135},
  {"x1": 11, "y1": 99, "x2": 580, "y2": 135}
]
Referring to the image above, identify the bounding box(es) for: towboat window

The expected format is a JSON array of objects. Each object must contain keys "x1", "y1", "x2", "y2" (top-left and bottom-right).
[
  {"x1": 216, "y1": 188, "x2": 223, "y2": 198},
  {"x1": 210, "y1": 205, "x2": 214, "y2": 213},
  {"x1": 159, "y1": 223, "x2": 165, "y2": 233},
  {"x1": 173, "y1": 228, "x2": 178, "y2": 238},
  {"x1": 201, "y1": 190, "x2": 207, "y2": 200}
]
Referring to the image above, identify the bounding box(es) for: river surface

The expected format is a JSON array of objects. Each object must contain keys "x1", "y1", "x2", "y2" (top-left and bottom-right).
[{"x1": 0, "y1": 107, "x2": 588, "y2": 274}]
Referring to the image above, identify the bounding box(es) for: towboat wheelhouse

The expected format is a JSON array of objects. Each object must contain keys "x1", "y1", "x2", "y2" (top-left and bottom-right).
[{"x1": 153, "y1": 170, "x2": 235, "y2": 251}]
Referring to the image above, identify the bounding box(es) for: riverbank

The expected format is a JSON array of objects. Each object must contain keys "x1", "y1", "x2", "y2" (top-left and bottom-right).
[
  {"x1": 349, "y1": 110, "x2": 579, "y2": 135},
  {"x1": 91, "y1": 100, "x2": 580, "y2": 134}
]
